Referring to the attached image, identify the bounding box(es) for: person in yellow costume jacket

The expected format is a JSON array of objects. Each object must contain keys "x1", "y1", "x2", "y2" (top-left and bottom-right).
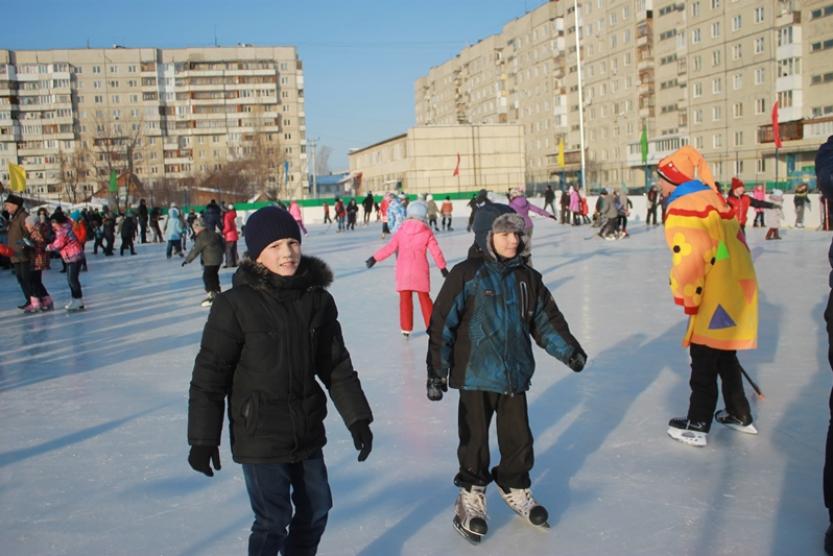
[{"x1": 656, "y1": 145, "x2": 759, "y2": 448}]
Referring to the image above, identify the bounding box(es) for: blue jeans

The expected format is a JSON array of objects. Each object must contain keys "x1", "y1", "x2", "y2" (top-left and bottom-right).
[{"x1": 242, "y1": 451, "x2": 333, "y2": 556}]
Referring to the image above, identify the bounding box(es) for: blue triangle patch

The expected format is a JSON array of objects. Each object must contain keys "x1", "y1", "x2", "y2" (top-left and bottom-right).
[{"x1": 708, "y1": 305, "x2": 736, "y2": 330}]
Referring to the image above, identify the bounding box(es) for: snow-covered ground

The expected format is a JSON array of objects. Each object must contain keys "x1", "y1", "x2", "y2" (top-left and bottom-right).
[{"x1": 1, "y1": 216, "x2": 830, "y2": 555}]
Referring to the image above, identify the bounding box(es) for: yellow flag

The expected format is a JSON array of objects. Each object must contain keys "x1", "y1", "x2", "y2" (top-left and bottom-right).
[
  {"x1": 8, "y1": 163, "x2": 26, "y2": 192},
  {"x1": 557, "y1": 138, "x2": 565, "y2": 169}
]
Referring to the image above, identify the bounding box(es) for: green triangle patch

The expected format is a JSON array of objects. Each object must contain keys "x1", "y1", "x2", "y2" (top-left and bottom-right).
[{"x1": 716, "y1": 241, "x2": 730, "y2": 261}]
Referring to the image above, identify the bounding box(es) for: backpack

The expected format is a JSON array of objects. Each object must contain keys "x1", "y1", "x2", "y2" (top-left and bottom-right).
[{"x1": 71, "y1": 218, "x2": 87, "y2": 244}]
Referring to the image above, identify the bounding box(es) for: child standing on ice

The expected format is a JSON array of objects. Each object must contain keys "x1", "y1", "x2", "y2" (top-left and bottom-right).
[
  {"x1": 765, "y1": 189, "x2": 784, "y2": 240},
  {"x1": 425, "y1": 203, "x2": 587, "y2": 543},
  {"x1": 187, "y1": 206, "x2": 373, "y2": 555},
  {"x1": 656, "y1": 145, "x2": 760, "y2": 448},
  {"x1": 181, "y1": 216, "x2": 225, "y2": 307},
  {"x1": 365, "y1": 200, "x2": 449, "y2": 337}
]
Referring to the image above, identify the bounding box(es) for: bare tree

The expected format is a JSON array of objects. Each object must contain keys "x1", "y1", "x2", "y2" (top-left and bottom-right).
[
  {"x1": 90, "y1": 111, "x2": 145, "y2": 211},
  {"x1": 59, "y1": 142, "x2": 91, "y2": 204},
  {"x1": 227, "y1": 105, "x2": 285, "y2": 198}
]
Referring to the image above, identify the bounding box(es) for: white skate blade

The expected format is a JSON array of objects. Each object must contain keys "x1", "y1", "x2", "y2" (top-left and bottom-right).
[
  {"x1": 721, "y1": 421, "x2": 758, "y2": 435},
  {"x1": 667, "y1": 427, "x2": 707, "y2": 447}
]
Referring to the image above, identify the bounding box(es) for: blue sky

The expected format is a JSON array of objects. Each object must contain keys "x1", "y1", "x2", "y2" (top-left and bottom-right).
[{"x1": 3, "y1": 0, "x2": 546, "y2": 171}]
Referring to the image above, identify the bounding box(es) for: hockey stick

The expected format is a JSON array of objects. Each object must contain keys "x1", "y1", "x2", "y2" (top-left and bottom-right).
[{"x1": 740, "y1": 366, "x2": 765, "y2": 400}]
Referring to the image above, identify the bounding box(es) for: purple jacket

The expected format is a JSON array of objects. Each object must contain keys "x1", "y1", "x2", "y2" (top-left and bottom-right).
[
  {"x1": 47, "y1": 222, "x2": 84, "y2": 263},
  {"x1": 509, "y1": 196, "x2": 552, "y2": 229},
  {"x1": 372, "y1": 219, "x2": 447, "y2": 292}
]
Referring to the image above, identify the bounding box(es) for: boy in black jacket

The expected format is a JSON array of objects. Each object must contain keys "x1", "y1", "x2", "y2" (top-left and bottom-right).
[
  {"x1": 181, "y1": 216, "x2": 225, "y2": 306},
  {"x1": 426, "y1": 203, "x2": 586, "y2": 543},
  {"x1": 187, "y1": 206, "x2": 374, "y2": 556}
]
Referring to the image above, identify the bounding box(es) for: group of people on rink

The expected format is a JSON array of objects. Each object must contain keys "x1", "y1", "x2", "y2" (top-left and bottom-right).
[{"x1": 182, "y1": 138, "x2": 833, "y2": 555}]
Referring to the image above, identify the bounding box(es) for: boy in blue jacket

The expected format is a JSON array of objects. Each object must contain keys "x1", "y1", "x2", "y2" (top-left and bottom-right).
[{"x1": 426, "y1": 203, "x2": 587, "y2": 543}]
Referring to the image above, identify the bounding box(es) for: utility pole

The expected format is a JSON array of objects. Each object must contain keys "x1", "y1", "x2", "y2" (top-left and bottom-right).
[{"x1": 308, "y1": 137, "x2": 318, "y2": 198}]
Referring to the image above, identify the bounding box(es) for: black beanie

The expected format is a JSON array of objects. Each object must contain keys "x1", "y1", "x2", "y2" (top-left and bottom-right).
[
  {"x1": 244, "y1": 206, "x2": 301, "y2": 259},
  {"x1": 4, "y1": 193, "x2": 24, "y2": 207},
  {"x1": 472, "y1": 203, "x2": 515, "y2": 254}
]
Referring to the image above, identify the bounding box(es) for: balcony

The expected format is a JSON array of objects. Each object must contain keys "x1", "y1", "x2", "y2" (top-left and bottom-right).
[{"x1": 758, "y1": 119, "x2": 803, "y2": 144}]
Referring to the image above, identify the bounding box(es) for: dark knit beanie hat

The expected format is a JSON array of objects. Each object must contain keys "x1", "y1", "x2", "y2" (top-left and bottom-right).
[
  {"x1": 4, "y1": 193, "x2": 24, "y2": 207},
  {"x1": 244, "y1": 206, "x2": 301, "y2": 259}
]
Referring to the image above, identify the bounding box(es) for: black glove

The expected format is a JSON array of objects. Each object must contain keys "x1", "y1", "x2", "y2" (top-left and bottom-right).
[
  {"x1": 365, "y1": 257, "x2": 376, "y2": 269},
  {"x1": 348, "y1": 420, "x2": 373, "y2": 462},
  {"x1": 568, "y1": 347, "x2": 587, "y2": 373},
  {"x1": 426, "y1": 376, "x2": 448, "y2": 401},
  {"x1": 188, "y1": 445, "x2": 221, "y2": 477},
  {"x1": 441, "y1": 268, "x2": 449, "y2": 278},
  {"x1": 181, "y1": 260, "x2": 187, "y2": 267}
]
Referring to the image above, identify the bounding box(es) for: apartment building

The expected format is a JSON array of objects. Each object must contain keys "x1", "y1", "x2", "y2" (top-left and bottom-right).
[
  {"x1": 416, "y1": 0, "x2": 833, "y2": 191},
  {"x1": 0, "y1": 46, "x2": 307, "y2": 202}
]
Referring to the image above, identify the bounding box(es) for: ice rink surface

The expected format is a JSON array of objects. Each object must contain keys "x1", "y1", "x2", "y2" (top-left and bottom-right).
[{"x1": 1, "y1": 215, "x2": 830, "y2": 555}]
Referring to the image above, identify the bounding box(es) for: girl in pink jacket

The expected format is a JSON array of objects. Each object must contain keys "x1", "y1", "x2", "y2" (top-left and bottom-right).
[
  {"x1": 752, "y1": 184, "x2": 766, "y2": 227},
  {"x1": 47, "y1": 212, "x2": 86, "y2": 311},
  {"x1": 288, "y1": 200, "x2": 308, "y2": 235},
  {"x1": 365, "y1": 201, "x2": 449, "y2": 337}
]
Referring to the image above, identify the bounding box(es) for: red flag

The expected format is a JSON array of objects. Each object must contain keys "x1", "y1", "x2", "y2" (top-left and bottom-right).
[
  {"x1": 771, "y1": 100, "x2": 782, "y2": 149},
  {"x1": 452, "y1": 153, "x2": 461, "y2": 177}
]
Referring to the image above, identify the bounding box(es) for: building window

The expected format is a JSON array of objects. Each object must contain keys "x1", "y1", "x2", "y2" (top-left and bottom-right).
[
  {"x1": 733, "y1": 102, "x2": 743, "y2": 118},
  {"x1": 695, "y1": 136, "x2": 704, "y2": 149},
  {"x1": 777, "y1": 89, "x2": 793, "y2": 108},
  {"x1": 735, "y1": 160, "x2": 744, "y2": 175},
  {"x1": 755, "y1": 67, "x2": 765, "y2": 85},
  {"x1": 712, "y1": 105, "x2": 722, "y2": 121},
  {"x1": 732, "y1": 43, "x2": 742, "y2": 60},
  {"x1": 735, "y1": 131, "x2": 743, "y2": 146},
  {"x1": 755, "y1": 98, "x2": 766, "y2": 114},
  {"x1": 732, "y1": 15, "x2": 742, "y2": 31},
  {"x1": 754, "y1": 37, "x2": 765, "y2": 54},
  {"x1": 757, "y1": 158, "x2": 765, "y2": 172},
  {"x1": 711, "y1": 0, "x2": 720, "y2": 8},
  {"x1": 810, "y1": 5, "x2": 833, "y2": 19},
  {"x1": 811, "y1": 39, "x2": 833, "y2": 52},
  {"x1": 779, "y1": 26, "x2": 794, "y2": 46},
  {"x1": 694, "y1": 109, "x2": 703, "y2": 123},
  {"x1": 711, "y1": 21, "x2": 721, "y2": 38},
  {"x1": 712, "y1": 77, "x2": 722, "y2": 94},
  {"x1": 693, "y1": 82, "x2": 703, "y2": 97},
  {"x1": 692, "y1": 29, "x2": 702, "y2": 44},
  {"x1": 92, "y1": 65, "x2": 101, "y2": 74},
  {"x1": 754, "y1": 7, "x2": 765, "y2": 23},
  {"x1": 733, "y1": 72, "x2": 743, "y2": 89},
  {"x1": 693, "y1": 56, "x2": 703, "y2": 71},
  {"x1": 712, "y1": 49, "x2": 721, "y2": 66},
  {"x1": 778, "y1": 57, "x2": 801, "y2": 77},
  {"x1": 692, "y1": 2, "x2": 700, "y2": 16}
]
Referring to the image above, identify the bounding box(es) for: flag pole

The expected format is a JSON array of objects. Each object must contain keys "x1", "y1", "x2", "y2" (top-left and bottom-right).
[{"x1": 574, "y1": 0, "x2": 587, "y2": 193}]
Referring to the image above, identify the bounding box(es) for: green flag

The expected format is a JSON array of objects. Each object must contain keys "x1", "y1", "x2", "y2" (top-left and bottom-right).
[
  {"x1": 108, "y1": 170, "x2": 118, "y2": 193},
  {"x1": 640, "y1": 125, "x2": 648, "y2": 165}
]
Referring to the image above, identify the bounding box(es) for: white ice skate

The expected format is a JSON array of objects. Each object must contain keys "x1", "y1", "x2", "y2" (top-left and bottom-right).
[
  {"x1": 453, "y1": 485, "x2": 488, "y2": 544},
  {"x1": 714, "y1": 410, "x2": 758, "y2": 435},
  {"x1": 498, "y1": 486, "x2": 549, "y2": 528},
  {"x1": 667, "y1": 417, "x2": 708, "y2": 447},
  {"x1": 200, "y1": 292, "x2": 216, "y2": 307},
  {"x1": 65, "y1": 298, "x2": 85, "y2": 312}
]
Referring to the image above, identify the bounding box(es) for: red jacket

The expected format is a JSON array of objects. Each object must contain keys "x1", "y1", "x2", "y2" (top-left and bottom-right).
[
  {"x1": 726, "y1": 193, "x2": 751, "y2": 226},
  {"x1": 222, "y1": 210, "x2": 239, "y2": 242}
]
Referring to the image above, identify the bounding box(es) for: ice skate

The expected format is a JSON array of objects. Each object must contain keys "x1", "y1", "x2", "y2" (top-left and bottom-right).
[
  {"x1": 65, "y1": 298, "x2": 85, "y2": 312},
  {"x1": 40, "y1": 296, "x2": 54, "y2": 311},
  {"x1": 667, "y1": 417, "x2": 708, "y2": 447},
  {"x1": 200, "y1": 292, "x2": 217, "y2": 307},
  {"x1": 714, "y1": 410, "x2": 758, "y2": 435},
  {"x1": 453, "y1": 485, "x2": 488, "y2": 544},
  {"x1": 23, "y1": 297, "x2": 42, "y2": 313},
  {"x1": 401, "y1": 330, "x2": 411, "y2": 338},
  {"x1": 498, "y1": 485, "x2": 549, "y2": 528}
]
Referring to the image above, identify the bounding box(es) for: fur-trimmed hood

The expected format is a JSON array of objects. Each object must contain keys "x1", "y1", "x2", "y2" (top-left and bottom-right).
[{"x1": 232, "y1": 255, "x2": 334, "y2": 292}]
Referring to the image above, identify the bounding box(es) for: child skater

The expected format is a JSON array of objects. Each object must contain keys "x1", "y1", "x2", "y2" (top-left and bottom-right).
[
  {"x1": 181, "y1": 216, "x2": 225, "y2": 307},
  {"x1": 187, "y1": 206, "x2": 374, "y2": 556},
  {"x1": 656, "y1": 145, "x2": 760, "y2": 448},
  {"x1": 765, "y1": 189, "x2": 784, "y2": 240},
  {"x1": 365, "y1": 200, "x2": 449, "y2": 337},
  {"x1": 425, "y1": 203, "x2": 587, "y2": 543}
]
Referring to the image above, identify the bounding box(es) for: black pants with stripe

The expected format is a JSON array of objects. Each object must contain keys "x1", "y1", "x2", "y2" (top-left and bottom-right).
[
  {"x1": 687, "y1": 343, "x2": 751, "y2": 431},
  {"x1": 455, "y1": 390, "x2": 533, "y2": 490}
]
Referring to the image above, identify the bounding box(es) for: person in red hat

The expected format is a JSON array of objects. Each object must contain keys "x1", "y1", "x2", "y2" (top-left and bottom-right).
[{"x1": 725, "y1": 177, "x2": 779, "y2": 235}]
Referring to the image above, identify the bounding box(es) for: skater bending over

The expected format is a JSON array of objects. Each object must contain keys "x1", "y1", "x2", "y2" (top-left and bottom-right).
[
  {"x1": 426, "y1": 203, "x2": 587, "y2": 543},
  {"x1": 181, "y1": 216, "x2": 225, "y2": 307},
  {"x1": 187, "y1": 206, "x2": 374, "y2": 556},
  {"x1": 657, "y1": 145, "x2": 760, "y2": 448}
]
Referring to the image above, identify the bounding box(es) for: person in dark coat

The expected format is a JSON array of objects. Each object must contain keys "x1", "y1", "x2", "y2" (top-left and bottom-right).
[
  {"x1": 181, "y1": 216, "x2": 225, "y2": 306},
  {"x1": 202, "y1": 199, "x2": 222, "y2": 233},
  {"x1": 119, "y1": 210, "x2": 137, "y2": 256},
  {"x1": 149, "y1": 205, "x2": 163, "y2": 242},
  {"x1": 187, "y1": 206, "x2": 374, "y2": 555},
  {"x1": 362, "y1": 192, "x2": 374, "y2": 225},
  {"x1": 138, "y1": 199, "x2": 149, "y2": 243},
  {"x1": 818, "y1": 135, "x2": 833, "y2": 555},
  {"x1": 543, "y1": 185, "x2": 556, "y2": 215},
  {"x1": 559, "y1": 188, "x2": 571, "y2": 224},
  {"x1": 3, "y1": 193, "x2": 33, "y2": 309},
  {"x1": 426, "y1": 202, "x2": 586, "y2": 539}
]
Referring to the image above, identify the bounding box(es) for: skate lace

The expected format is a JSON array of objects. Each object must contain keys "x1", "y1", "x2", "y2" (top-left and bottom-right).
[
  {"x1": 504, "y1": 488, "x2": 537, "y2": 514},
  {"x1": 461, "y1": 488, "x2": 487, "y2": 517}
]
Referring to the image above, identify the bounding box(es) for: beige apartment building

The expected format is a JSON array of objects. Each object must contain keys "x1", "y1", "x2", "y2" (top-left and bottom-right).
[
  {"x1": 416, "y1": 0, "x2": 833, "y2": 191},
  {"x1": 0, "y1": 46, "x2": 307, "y2": 203},
  {"x1": 348, "y1": 124, "x2": 525, "y2": 195}
]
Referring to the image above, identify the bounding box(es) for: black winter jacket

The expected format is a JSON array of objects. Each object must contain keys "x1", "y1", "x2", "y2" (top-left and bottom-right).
[
  {"x1": 184, "y1": 228, "x2": 224, "y2": 266},
  {"x1": 188, "y1": 257, "x2": 373, "y2": 463}
]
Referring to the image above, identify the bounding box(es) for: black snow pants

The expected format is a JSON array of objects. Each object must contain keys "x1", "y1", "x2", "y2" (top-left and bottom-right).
[
  {"x1": 455, "y1": 390, "x2": 533, "y2": 490},
  {"x1": 686, "y1": 343, "x2": 752, "y2": 431}
]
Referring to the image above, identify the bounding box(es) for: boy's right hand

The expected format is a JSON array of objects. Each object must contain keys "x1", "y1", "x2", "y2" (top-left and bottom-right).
[
  {"x1": 188, "y1": 445, "x2": 221, "y2": 477},
  {"x1": 365, "y1": 257, "x2": 376, "y2": 269},
  {"x1": 568, "y1": 347, "x2": 587, "y2": 373},
  {"x1": 426, "y1": 377, "x2": 447, "y2": 401}
]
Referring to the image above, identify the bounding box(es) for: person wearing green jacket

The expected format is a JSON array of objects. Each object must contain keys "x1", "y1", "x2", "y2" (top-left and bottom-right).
[{"x1": 182, "y1": 216, "x2": 225, "y2": 306}]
